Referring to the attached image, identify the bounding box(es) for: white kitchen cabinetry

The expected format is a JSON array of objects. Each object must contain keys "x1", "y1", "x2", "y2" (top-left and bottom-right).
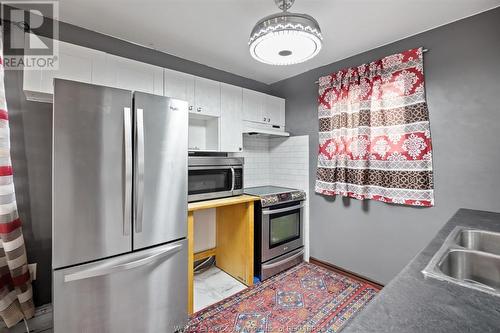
[
  {"x1": 242, "y1": 89, "x2": 285, "y2": 129},
  {"x1": 164, "y1": 71, "x2": 221, "y2": 117},
  {"x1": 264, "y1": 95, "x2": 285, "y2": 127},
  {"x1": 23, "y1": 38, "x2": 163, "y2": 101},
  {"x1": 220, "y1": 83, "x2": 243, "y2": 152},
  {"x1": 194, "y1": 77, "x2": 221, "y2": 117},
  {"x1": 164, "y1": 68, "x2": 195, "y2": 110},
  {"x1": 23, "y1": 38, "x2": 107, "y2": 102},
  {"x1": 103, "y1": 54, "x2": 163, "y2": 95},
  {"x1": 242, "y1": 89, "x2": 264, "y2": 123}
]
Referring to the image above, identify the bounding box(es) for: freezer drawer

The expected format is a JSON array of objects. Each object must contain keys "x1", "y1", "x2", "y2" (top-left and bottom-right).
[{"x1": 53, "y1": 239, "x2": 188, "y2": 333}]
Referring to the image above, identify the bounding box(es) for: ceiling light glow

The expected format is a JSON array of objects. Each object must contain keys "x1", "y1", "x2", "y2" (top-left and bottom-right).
[{"x1": 249, "y1": 0, "x2": 323, "y2": 66}]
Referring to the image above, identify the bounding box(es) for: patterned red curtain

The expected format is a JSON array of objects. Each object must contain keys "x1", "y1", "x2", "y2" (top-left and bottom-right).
[
  {"x1": 0, "y1": 36, "x2": 35, "y2": 327},
  {"x1": 316, "y1": 47, "x2": 434, "y2": 206}
]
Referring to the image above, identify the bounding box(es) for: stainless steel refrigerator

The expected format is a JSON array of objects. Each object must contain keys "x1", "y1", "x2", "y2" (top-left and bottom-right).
[{"x1": 52, "y1": 79, "x2": 188, "y2": 332}]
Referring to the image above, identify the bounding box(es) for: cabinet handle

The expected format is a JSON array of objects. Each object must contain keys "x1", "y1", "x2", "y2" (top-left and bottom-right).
[
  {"x1": 263, "y1": 117, "x2": 267, "y2": 121},
  {"x1": 188, "y1": 106, "x2": 193, "y2": 111},
  {"x1": 197, "y1": 107, "x2": 202, "y2": 112},
  {"x1": 239, "y1": 147, "x2": 242, "y2": 151},
  {"x1": 268, "y1": 118, "x2": 271, "y2": 122}
]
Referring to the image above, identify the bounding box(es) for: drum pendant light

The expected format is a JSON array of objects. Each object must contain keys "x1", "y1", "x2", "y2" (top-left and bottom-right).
[{"x1": 249, "y1": 0, "x2": 323, "y2": 65}]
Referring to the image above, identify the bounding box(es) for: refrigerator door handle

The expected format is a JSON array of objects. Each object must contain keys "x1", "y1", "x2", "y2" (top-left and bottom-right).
[
  {"x1": 123, "y1": 107, "x2": 132, "y2": 236},
  {"x1": 135, "y1": 108, "x2": 145, "y2": 233},
  {"x1": 63, "y1": 243, "x2": 182, "y2": 283}
]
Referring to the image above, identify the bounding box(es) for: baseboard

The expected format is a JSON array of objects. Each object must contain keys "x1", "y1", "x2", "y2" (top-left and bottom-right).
[{"x1": 309, "y1": 257, "x2": 384, "y2": 290}]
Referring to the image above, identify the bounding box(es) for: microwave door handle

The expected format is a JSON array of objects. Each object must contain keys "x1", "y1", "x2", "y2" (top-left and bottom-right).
[
  {"x1": 262, "y1": 203, "x2": 304, "y2": 215},
  {"x1": 231, "y1": 167, "x2": 235, "y2": 191},
  {"x1": 188, "y1": 166, "x2": 232, "y2": 170}
]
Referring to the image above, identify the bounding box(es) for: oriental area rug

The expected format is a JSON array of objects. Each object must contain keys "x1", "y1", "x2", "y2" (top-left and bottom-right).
[{"x1": 187, "y1": 262, "x2": 380, "y2": 332}]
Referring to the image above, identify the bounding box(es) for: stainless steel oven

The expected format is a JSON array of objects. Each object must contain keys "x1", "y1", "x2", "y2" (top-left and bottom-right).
[
  {"x1": 246, "y1": 186, "x2": 306, "y2": 281},
  {"x1": 188, "y1": 157, "x2": 243, "y2": 202},
  {"x1": 262, "y1": 201, "x2": 304, "y2": 262}
]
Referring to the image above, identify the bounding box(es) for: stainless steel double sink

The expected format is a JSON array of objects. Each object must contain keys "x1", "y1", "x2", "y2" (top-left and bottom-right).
[{"x1": 422, "y1": 227, "x2": 500, "y2": 296}]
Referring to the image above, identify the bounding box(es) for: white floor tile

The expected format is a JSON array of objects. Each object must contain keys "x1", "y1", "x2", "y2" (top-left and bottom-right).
[{"x1": 194, "y1": 266, "x2": 247, "y2": 312}]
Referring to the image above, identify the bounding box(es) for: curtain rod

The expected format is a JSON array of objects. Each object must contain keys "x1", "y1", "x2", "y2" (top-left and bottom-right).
[{"x1": 314, "y1": 48, "x2": 429, "y2": 84}]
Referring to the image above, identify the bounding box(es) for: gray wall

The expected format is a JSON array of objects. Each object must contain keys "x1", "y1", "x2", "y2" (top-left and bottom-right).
[
  {"x1": 270, "y1": 7, "x2": 500, "y2": 284},
  {"x1": 4, "y1": 19, "x2": 276, "y2": 306},
  {"x1": 5, "y1": 70, "x2": 53, "y2": 307}
]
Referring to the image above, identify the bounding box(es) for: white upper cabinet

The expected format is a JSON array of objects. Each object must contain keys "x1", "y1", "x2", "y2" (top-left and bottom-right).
[
  {"x1": 242, "y1": 89, "x2": 285, "y2": 130},
  {"x1": 164, "y1": 71, "x2": 220, "y2": 117},
  {"x1": 163, "y1": 68, "x2": 195, "y2": 110},
  {"x1": 242, "y1": 89, "x2": 264, "y2": 123},
  {"x1": 264, "y1": 95, "x2": 285, "y2": 128},
  {"x1": 23, "y1": 37, "x2": 163, "y2": 101},
  {"x1": 23, "y1": 37, "x2": 107, "y2": 102},
  {"x1": 220, "y1": 83, "x2": 243, "y2": 152},
  {"x1": 194, "y1": 77, "x2": 221, "y2": 117},
  {"x1": 103, "y1": 54, "x2": 163, "y2": 95}
]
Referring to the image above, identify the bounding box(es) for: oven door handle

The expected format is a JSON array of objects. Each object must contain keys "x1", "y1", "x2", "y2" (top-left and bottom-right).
[
  {"x1": 262, "y1": 203, "x2": 304, "y2": 215},
  {"x1": 262, "y1": 249, "x2": 304, "y2": 270}
]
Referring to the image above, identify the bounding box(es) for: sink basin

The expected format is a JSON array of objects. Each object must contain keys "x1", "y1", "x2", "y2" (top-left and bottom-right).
[
  {"x1": 422, "y1": 227, "x2": 500, "y2": 296},
  {"x1": 438, "y1": 249, "x2": 500, "y2": 292},
  {"x1": 455, "y1": 229, "x2": 500, "y2": 256}
]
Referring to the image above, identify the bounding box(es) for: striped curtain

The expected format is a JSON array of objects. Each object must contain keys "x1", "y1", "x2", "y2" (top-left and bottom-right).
[
  {"x1": 316, "y1": 47, "x2": 434, "y2": 206},
  {"x1": 0, "y1": 34, "x2": 35, "y2": 327}
]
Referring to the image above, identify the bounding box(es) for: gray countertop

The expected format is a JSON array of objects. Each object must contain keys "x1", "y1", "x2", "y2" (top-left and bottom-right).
[{"x1": 343, "y1": 208, "x2": 500, "y2": 333}]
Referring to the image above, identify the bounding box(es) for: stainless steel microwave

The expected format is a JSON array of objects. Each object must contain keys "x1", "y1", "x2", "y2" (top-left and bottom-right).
[{"x1": 188, "y1": 157, "x2": 244, "y2": 202}]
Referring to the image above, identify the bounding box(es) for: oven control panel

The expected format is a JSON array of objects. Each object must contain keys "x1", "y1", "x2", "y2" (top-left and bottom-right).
[
  {"x1": 278, "y1": 193, "x2": 291, "y2": 201},
  {"x1": 260, "y1": 190, "x2": 306, "y2": 207}
]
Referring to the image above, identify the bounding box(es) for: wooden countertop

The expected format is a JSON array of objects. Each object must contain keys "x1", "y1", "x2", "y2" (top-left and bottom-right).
[{"x1": 188, "y1": 195, "x2": 259, "y2": 212}]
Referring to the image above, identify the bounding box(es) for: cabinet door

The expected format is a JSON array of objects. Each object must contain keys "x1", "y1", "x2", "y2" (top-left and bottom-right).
[
  {"x1": 37, "y1": 40, "x2": 97, "y2": 94},
  {"x1": 264, "y1": 95, "x2": 285, "y2": 127},
  {"x1": 164, "y1": 68, "x2": 195, "y2": 110},
  {"x1": 23, "y1": 36, "x2": 111, "y2": 102},
  {"x1": 242, "y1": 89, "x2": 264, "y2": 123},
  {"x1": 104, "y1": 55, "x2": 163, "y2": 95},
  {"x1": 220, "y1": 83, "x2": 243, "y2": 152},
  {"x1": 279, "y1": 98, "x2": 286, "y2": 127},
  {"x1": 194, "y1": 77, "x2": 221, "y2": 117}
]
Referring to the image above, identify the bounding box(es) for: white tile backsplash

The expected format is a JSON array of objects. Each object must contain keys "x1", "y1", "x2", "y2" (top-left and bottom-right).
[
  {"x1": 269, "y1": 136, "x2": 309, "y2": 192},
  {"x1": 233, "y1": 136, "x2": 271, "y2": 187},
  {"x1": 234, "y1": 135, "x2": 309, "y2": 192}
]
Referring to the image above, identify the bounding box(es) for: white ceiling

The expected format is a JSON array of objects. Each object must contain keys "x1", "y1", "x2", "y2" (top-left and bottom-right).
[{"x1": 56, "y1": 0, "x2": 500, "y2": 84}]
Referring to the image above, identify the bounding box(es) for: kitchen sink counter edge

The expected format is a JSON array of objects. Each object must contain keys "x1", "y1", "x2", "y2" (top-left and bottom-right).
[{"x1": 343, "y1": 208, "x2": 500, "y2": 333}]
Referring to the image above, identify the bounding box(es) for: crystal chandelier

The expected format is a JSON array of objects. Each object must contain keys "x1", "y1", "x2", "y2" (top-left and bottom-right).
[{"x1": 249, "y1": 0, "x2": 323, "y2": 65}]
